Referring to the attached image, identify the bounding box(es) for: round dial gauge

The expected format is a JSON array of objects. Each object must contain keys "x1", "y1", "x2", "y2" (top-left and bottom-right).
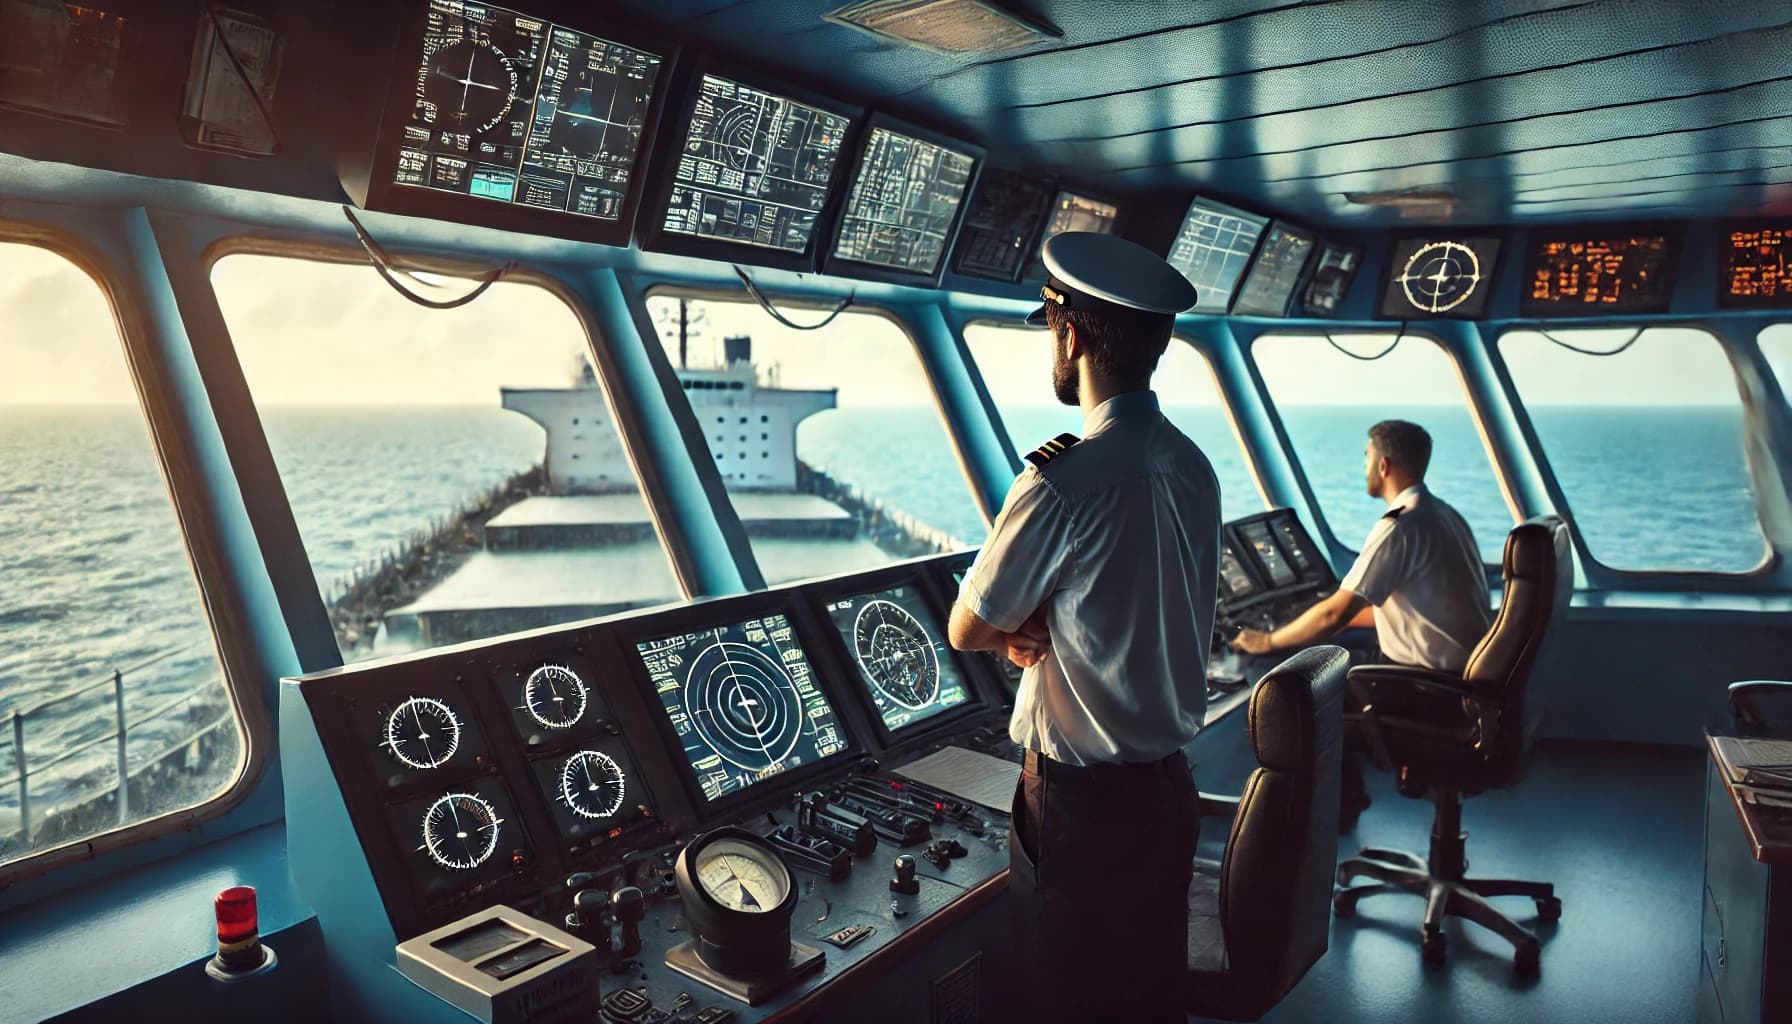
[
  {"x1": 419, "y1": 792, "x2": 503, "y2": 870},
  {"x1": 384, "y1": 696, "x2": 462, "y2": 770},
  {"x1": 558, "y1": 750, "x2": 626, "y2": 820},
  {"x1": 693, "y1": 836, "x2": 791, "y2": 913},
  {"x1": 852, "y1": 599, "x2": 941, "y2": 710},
  {"x1": 421, "y1": 39, "x2": 519, "y2": 135},
  {"x1": 523, "y1": 665, "x2": 588, "y2": 730}
]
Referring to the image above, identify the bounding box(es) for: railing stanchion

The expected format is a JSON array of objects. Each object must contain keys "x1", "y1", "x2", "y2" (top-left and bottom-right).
[
  {"x1": 12, "y1": 712, "x2": 28, "y2": 845},
  {"x1": 114, "y1": 670, "x2": 129, "y2": 825}
]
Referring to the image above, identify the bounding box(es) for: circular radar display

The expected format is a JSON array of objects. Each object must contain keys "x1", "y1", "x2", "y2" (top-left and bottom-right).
[
  {"x1": 523, "y1": 665, "x2": 588, "y2": 730},
  {"x1": 852, "y1": 600, "x2": 942, "y2": 710},
  {"x1": 422, "y1": 39, "x2": 520, "y2": 135},
  {"x1": 685, "y1": 642, "x2": 806, "y2": 773},
  {"x1": 384, "y1": 696, "x2": 462, "y2": 770},
  {"x1": 1397, "y1": 240, "x2": 1485, "y2": 314},
  {"x1": 558, "y1": 750, "x2": 627, "y2": 820},
  {"x1": 419, "y1": 792, "x2": 503, "y2": 870}
]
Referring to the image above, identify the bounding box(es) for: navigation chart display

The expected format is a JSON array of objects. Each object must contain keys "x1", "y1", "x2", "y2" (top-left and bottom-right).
[
  {"x1": 1237, "y1": 520, "x2": 1297, "y2": 588},
  {"x1": 393, "y1": 1, "x2": 663, "y2": 221},
  {"x1": 1522, "y1": 231, "x2": 1675, "y2": 315},
  {"x1": 1300, "y1": 241, "x2": 1362, "y2": 316},
  {"x1": 1167, "y1": 198, "x2": 1269, "y2": 313},
  {"x1": 824, "y1": 584, "x2": 971, "y2": 734},
  {"x1": 1232, "y1": 222, "x2": 1316, "y2": 316},
  {"x1": 952, "y1": 168, "x2": 1052, "y2": 281},
  {"x1": 1378, "y1": 235, "x2": 1502, "y2": 319},
  {"x1": 663, "y1": 74, "x2": 853, "y2": 253},
  {"x1": 1720, "y1": 223, "x2": 1792, "y2": 308},
  {"x1": 1218, "y1": 544, "x2": 1259, "y2": 601},
  {"x1": 1028, "y1": 189, "x2": 1121, "y2": 278},
  {"x1": 832, "y1": 125, "x2": 978, "y2": 277},
  {"x1": 637, "y1": 612, "x2": 848, "y2": 802}
]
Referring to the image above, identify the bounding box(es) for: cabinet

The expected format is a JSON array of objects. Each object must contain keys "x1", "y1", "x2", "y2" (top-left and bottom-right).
[{"x1": 1698, "y1": 754, "x2": 1792, "y2": 1023}]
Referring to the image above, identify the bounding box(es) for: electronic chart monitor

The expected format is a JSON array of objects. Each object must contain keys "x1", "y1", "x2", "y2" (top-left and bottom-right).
[
  {"x1": 822, "y1": 582, "x2": 972, "y2": 736},
  {"x1": 373, "y1": 0, "x2": 666, "y2": 245},
  {"x1": 1719, "y1": 221, "x2": 1792, "y2": 309},
  {"x1": 1166, "y1": 197, "x2": 1270, "y2": 313},
  {"x1": 642, "y1": 66, "x2": 856, "y2": 271},
  {"x1": 1522, "y1": 229, "x2": 1677, "y2": 316},
  {"x1": 1300, "y1": 241, "x2": 1363, "y2": 317},
  {"x1": 1378, "y1": 234, "x2": 1503, "y2": 320},
  {"x1": 635, "y1": 610, "x2": 849, "y2": 804},
  {"x1": 1232, "y1": 221, "x2": 1317, "y2": 316},
  {"x1": 951, "y1": 167, "x2": 1053, "y2": 282},
  {"x1": 1217, "y1": 542, "x2": 1262, "y2": 604},
  {"x1": 1026, "y1": 189, "x2": 1122, "y2": 280},
  {"x1": 827, "y1": 115, "x2": 982, "y2": 285},
  {"x1": 1235, "y1": 518, "x2": 1299, "y2": 589}
]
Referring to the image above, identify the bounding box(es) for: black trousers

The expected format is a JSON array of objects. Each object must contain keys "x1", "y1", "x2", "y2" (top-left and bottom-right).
[{"x1": 1008, "y1": 749, "x2": 1198, "y2": 1024}]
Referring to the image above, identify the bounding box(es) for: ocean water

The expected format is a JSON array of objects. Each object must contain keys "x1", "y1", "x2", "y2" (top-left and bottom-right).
[{"x1": 0, "y1": 402, "x2": 1765, "y2": 830}]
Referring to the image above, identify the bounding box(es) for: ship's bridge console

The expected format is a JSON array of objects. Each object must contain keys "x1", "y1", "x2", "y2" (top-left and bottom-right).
[{"x1": 1214, "y1": 508, "x2": 1339, "y2": 637}]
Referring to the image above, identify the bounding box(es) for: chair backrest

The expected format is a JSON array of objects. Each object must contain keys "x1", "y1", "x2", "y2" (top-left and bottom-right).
[
  {"x1": 1461, "y1": 516, "x2": 1572, "y2": 779},
  {"x1": 1217, "y1": 645, "x2": 1348, "y2": 1017}
]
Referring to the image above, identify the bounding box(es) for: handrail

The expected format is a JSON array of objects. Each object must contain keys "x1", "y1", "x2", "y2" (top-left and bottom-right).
[{"x1": 0, "y1": 640, "x2": 206, "y2": 721}]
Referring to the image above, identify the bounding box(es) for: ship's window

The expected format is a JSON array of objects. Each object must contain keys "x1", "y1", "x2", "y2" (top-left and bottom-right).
[
  {"x1": 1760, "y1": 324, "x2": 1792, "y2": 398},
  {"x1": 1252, "y1": 333, "x2": 1512, "y2": 562},
  {"x1": 1499, "y1": 327, "x2": 1764, "y2": 573},
  {"x1": 647, "y1": 294, "x2": 984, "y2": 584},
  {"x1": 962, "y1": 323, "x2": 1261, "y2": 520},
  {"x1": 212, "y1": 255, "x2": 680, "y2": 662},
  {"x1": 0, "y1": 242, "x2": 243, "y2": 870}
]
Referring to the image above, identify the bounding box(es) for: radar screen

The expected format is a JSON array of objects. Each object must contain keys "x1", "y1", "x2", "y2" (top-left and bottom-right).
[
  {"x1": 1522, "y1": 231, "x2": 1675, "y2": 316},
  {"x1": 1719, "y1": 223, "x2": 1792, "y2": 309},
  {"x1": 388, "y1": 776, "x2": 526, "y2": 897},
  {"x1": 393, "y1": 1, "x2": 663, "y2": 221},
  {"x1": 1237, "y1": 520, "x2": 1297, "y2": 588},
  {"x1": 663, "y1": 74, "x2": 853, "y2": 253},
  {"x1": 1028, "y1": 189, "x2": 1122, "y2": 279},
  {"x1": 359, "y1": 690, "x2": 490, "y2": 789},
  {"x1": 1166, "y1": 198, "x2": 1270, "y2": 313},
  {"x1": 832, "y1": 125, "x2": 979, "y2": 277},
  {"x1": 1217, "y1": 543, "x2": 1260, "y2": 602},
  {"x1": 952, "y1": 168, "x2": 1052, "y2": 282},
  {"x1": 1232, "y1": 222, "x2": 1317, "y2": 317},
  {"x1": 1300, "y1": 241, "x2": 1362, "y2": 317},
  {"x1": 636, "y1": 612, "x2": 849, "y2": 802},
  {"x1": 1378, "y1": 236, "x2": 1502, "y2": 319},
  {"x1": 824, "y1": 583, "x2": 972, "y2": 734},
  {"x1": 528, "y1": 738, "x2": 654, "y2": 847}
]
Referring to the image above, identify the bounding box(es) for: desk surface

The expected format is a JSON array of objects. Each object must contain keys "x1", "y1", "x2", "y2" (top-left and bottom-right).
[{"x1": 1708, "y1": 734, "x2": 1792, "y2": 866}]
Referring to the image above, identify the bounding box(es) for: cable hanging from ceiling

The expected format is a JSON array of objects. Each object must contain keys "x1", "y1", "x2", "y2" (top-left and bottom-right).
[
  {"x1": 1323, "y1": 324, "x2": 1405, "y2": 361},
  {"x1": 1532, "y1": 325, "x2": 1645, "y2": 357},
  {"x1": 733, "y1": 266, "x2": 854, "y2": 331},
  {"x1": 341, "y1": 206, "x2": 515, "y2": 310}
]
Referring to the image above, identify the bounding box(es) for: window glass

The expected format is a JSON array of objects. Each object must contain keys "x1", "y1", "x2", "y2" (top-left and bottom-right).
[
  {"x1": 1253, "y1": 333, "x2": 1512, "y2": 562},
  {"x1": 1500, "y1": 328, "x2": 1763, "y2": 573},
  {"x1": 962, "y1": 323, "x2": 1260, "y2": 521},
  {"x1": 646, "y1": 295, "x2": 986, "y2": 584},
  {"x1": 0, "y1": 243, "x2": 241, "y2": 869},
  {"x1": 1760, "y1": 324, "x2": 1792, "y2": 397},
  {"x1": 212, "y1": 256, "x2": 679, "y2": 661}
]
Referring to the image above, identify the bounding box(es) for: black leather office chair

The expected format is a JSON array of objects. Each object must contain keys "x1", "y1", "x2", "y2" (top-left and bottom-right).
[
  {"x1": 1333, "y1": 516, "x2": 1572, "y2": 972},
  {"x1": 1730, "y1": 681, "x2": 1792, "y2": 736},
  {"x1": 1186, "y1": 645, "x2": 1348, "y2": 1021}
]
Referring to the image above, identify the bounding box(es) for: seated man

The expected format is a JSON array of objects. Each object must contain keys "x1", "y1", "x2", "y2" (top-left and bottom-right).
[{"x1": 1231, "y1": 419, "x2": 1491, "y2": 825}]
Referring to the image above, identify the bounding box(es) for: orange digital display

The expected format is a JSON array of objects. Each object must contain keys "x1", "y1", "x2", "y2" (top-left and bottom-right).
[
  {"x1": 1521, "y1": 232, "x2": 1674, "y2": 316},
  {"x1": 1720, "y1": 224, "x2": 1792, "y2": 308}
]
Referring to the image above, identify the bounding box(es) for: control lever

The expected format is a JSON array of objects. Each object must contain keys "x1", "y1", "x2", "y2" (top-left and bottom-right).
[
  {"x1": 569, "y1": 888, "x2": 613, "y2": 955},
  {"x1": 889, "y1": 855, "x2": 919, "y2": 895},
  {"x1": 610, "y1": 886, "x2": 645, "y2": 962},
  {"x1": 796, "y1": 792, "x2": 876, "y2": 855},
  {"x1": 767, "y1": 824, "x2": 852, "y2": 880}
]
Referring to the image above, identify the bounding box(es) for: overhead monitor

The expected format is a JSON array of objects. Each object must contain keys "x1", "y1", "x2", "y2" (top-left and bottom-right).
[
  {"x1": 1027, "y1": 189, "x2": 1122, "y2": 280},
  {"x1": 1299, "y1": 241, "x2": 1363, "y2": 317},
  {"x1": 1217, "y1": 542, "x2": 1261, "y2": 603},
  {"x1": 643, "y1": 68, "x2": 856, "y2": 270},
  {"x1": 1377, "y1": 235, "x2": 1502, "y2": 320},
  {"x1": 1166, "y1": 198, "x2": 1270, "y2": 313},
  {"x1": 636, "y1": 611, "x2": 849, "y2": 803},
  {"x1": 823, "y1": 583, "x2": 972, "y2": 735},
  {"x1": 1521, "y1": 230, "x2": 1677, "y2": 316},
  {"x1": 951, "y1": 168, "x2": 1053, "y2": 282},
  {"x1": 1235, "y1": 519, "x2": 1298, "y2": 589},
  {"x1": 375, "y1": 0, "x2": 666, "y2": 245},
  {"x1": 1232, "y1": 221, "x2": 1318, "y2": 317},
  {"x1": 827, "y1": 116, "x2": 982, "y2": 285},
  {"x1": 1718, "y1": 222, "x2": 1792, "y2": 309}
]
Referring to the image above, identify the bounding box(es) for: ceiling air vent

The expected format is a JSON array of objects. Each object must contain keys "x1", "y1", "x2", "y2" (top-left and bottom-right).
[
  {"x1": 1344, "y1": 188, "x2": 1460, "y2": 209},
  {"x1": 824, "y1": 0, "x2": 1061, "y2": 55}
]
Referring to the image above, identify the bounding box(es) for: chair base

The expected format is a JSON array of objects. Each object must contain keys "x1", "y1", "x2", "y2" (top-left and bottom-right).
[{"x1": 1334, "y1": 848, "x2": 1558, "y2": 972}]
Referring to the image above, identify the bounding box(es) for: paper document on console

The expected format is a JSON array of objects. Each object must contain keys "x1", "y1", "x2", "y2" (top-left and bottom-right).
[
  {"x1": 1712, "y1": 736, "x2": 1792, "y2": 787},
  {"x1": 895, "y1": 746, "x2": 1021, "y2": 813}
]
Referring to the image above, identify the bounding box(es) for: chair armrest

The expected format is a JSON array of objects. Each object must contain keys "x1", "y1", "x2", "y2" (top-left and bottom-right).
[
  {"x1": 1345, "y1": 664, "x2": 1499, "y2": 771},
  {"x1": 1196, "y1": 792, "x2": 1240, "y2": 818}
]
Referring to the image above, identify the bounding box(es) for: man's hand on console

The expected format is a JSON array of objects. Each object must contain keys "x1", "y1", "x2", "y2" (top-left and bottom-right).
[{"x1": 1230, "y1": 628, "x2": 1275, "y2": 656}]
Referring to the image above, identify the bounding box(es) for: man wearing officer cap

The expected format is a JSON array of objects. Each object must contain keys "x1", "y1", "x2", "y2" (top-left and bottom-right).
[{"x1": 950, "y1": 232, "x2": 1219, "y2": 1022}]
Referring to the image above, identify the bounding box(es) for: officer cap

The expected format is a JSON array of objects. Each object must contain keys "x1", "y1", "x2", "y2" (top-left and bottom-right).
[{"x1": 1025, "y1": 231, "x2": 1200, "y2": 327}]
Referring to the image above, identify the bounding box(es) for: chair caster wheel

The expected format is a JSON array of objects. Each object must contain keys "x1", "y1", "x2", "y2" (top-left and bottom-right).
[
  {"x1": 1536, "y1": 896, "x2": 1562, "y2": 922},
  {"x1": 1420, "y1": 928, "x2": 1446, "y2": 965},
  {"x1": 1514, "y1": 942, "x2": 1541, "y2": 974},
  {"x1": 1333, "y1": 891, "x2": 1357, "y2": 918}
]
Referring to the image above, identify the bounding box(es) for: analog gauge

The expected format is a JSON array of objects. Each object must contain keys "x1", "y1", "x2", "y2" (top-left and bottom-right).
[
  {"x1": 384, "y1": 696, "x2": 462, "y2": 770},
  {"x1": 693, "y1": 836, "x2": 791, "y2": 913},
  {"x1": 558, "y1": 750, "x2": 626, "y2": 820},
  {"x1": 419, "y1": 792, "x2": 503, "y2": 870},
  {"x1": 420, "y1": 38, "x2": 520, "y2": 135},
  {"x1": 523, "y1": 664, "x2": 588, "y2": 730}
]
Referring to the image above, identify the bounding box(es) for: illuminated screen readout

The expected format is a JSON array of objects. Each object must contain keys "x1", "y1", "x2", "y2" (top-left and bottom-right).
[
  {"x1": 636, "y1": 613, "x2": 848, "y2": 802},
  {"x1": 833, "y1": 126, "x2": 977, "y2": 276},
  {"x1": 1523, "y1": 233, "x2": 1674, "y2": 315},
  {"x1": 1028, "y1": 190, "x2": 1121, "y2": 278},
  {"x1": 1721, "y1": 224, "x2": 1792, "y2": 308},
  {"x1": 953, "y1": 168, "x2": 1052, "y2": 281},
  {"x1": 1232, "y1": 222, "x2": 1316, "y2": 316},
  {"x1": 1238, "y1": 521, "x2": 1297, "y2": 587},
  {"x1": 1218, "y1": 544, "x2": 1257, "y2": 600},
  {"x1": 1378, "y1": 236, "x2": 1502, "y2": 319},
  {"x1": 824, "y1": 584, "x2": 970, "y2": 734},
  {"x1": 1167, "y1": 198, "x2": 1269, "y2": 313}
]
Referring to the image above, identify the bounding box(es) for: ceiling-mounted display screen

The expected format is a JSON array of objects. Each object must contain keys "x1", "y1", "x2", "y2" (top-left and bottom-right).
[
  {"x1": 951, "y1": 168, "x2": 1052, "y2": 282},
  {"x1": 1166, "y1": 198, "x2": 1270, "y2": 313},
  {"x1": 1231, "y1": 222, "x2": 1317, "y2": 317},
  {"x1": 823, "y1": 583, "x2": 971, "y2": 735},
  {"x1": 1299, "y1": 241, "x2": 1362, "y2": 317},
  {"x1": 1377, "y1": 235, "x2": 1502, "y2": 319},
  {"x1": 829, "y1": 119, "x2": 981, "y2": 283},
  {"x1": 391, "y1": 1, "x2": 664, "y2": 224},
  {"x1": 1719, "y1": 223, "x2": 1792, "y2": 309},
  {"x1": 1521, "y1": 230, "x2": 1676, "y2": 316},
  {"x1": 1027, "y1": 189, "x2": 1122, "y2": 279}
]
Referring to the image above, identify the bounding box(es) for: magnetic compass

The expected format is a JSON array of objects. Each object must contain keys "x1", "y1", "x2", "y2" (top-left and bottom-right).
[
  {"x1": 852, "y1": 599, "x2": 941, "y2": 710},
  {"x1": 523, "y1": 664, "x2": 588, "y2": 730},
  {"x1": 418, "y1": 792, "x2": 503, "y2": 870},
  {"x1": 675, "y1": 827, "x2": 799, "y2": 974},
  {"x1": 1397, "y1": 240, "x2": 1485, "y2": 314},
  {"x1": 383, "y1": 696, "x2": 462, "y2": 770},
  {"x1": 557, "y1": 750, "x2": 627, "y2": 820},
  {"x1": 421, "y1": 38, "x2": 520, "y2": 135}
]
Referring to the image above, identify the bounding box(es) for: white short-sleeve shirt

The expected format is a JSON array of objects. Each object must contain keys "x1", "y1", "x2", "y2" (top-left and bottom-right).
[
  {"x1": 1340, "y1": 484, "x2": 1493, "y2": 671},
  {"x1": 959, "y1": 391, "x2": 1220, "y2": 766}
]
